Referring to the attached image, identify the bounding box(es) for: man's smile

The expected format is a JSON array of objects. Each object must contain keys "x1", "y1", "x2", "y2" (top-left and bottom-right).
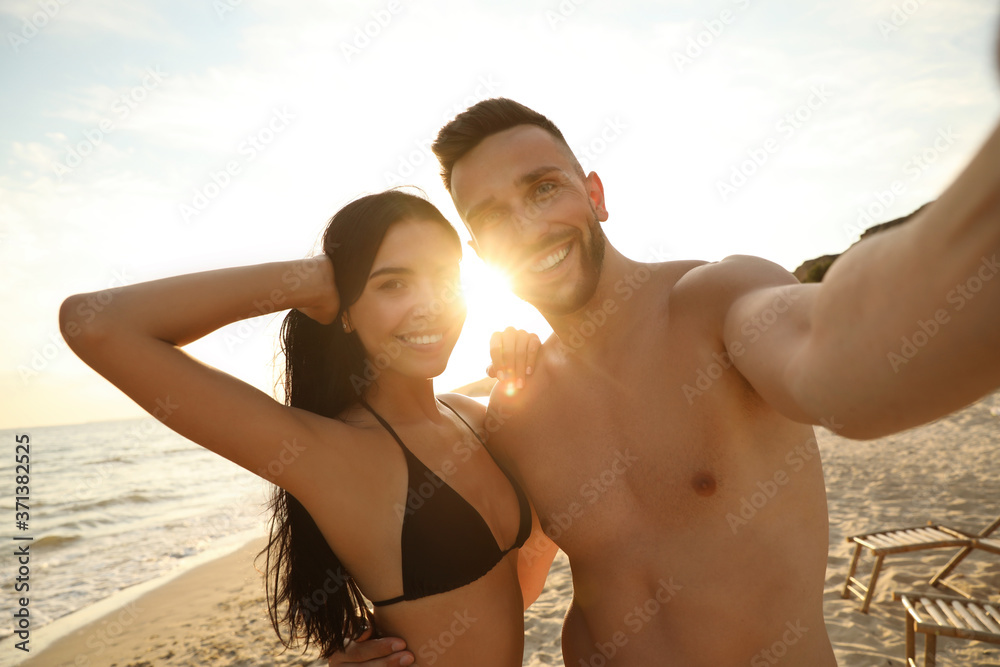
[{"x1": 531, "y1": 242, "x2": 572, "y2": 273}]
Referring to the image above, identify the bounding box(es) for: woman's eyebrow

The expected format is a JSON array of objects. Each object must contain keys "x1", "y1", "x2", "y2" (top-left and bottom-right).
[{"x1": 368, "y1": 266, "x2": 413, "y2": 281}]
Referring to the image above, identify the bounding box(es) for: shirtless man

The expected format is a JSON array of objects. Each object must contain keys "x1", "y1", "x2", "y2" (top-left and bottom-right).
[{"x1": 336, "y1": 95, "x2": 999, "y2": 666}]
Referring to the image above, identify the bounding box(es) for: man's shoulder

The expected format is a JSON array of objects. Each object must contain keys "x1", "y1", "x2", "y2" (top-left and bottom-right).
[{"x1": 671, "y1": 255, "x2": 799, "y2": 301}]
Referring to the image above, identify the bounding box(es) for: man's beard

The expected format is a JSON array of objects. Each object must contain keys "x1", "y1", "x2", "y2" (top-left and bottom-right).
[{"x1": 521, "y1": 210, "x2": 606, "y2": 317}]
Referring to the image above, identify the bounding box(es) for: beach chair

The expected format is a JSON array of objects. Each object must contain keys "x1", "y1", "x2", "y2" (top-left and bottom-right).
[
  {"x1": 977, "y1": 537, "x2": 1000, "y2": 556},
  {"x1": 842, "y1": 513, "x2": 1000, "y2": 613},
  {"x1": 928, "y1": 515, "x2": 1000, "y2": 597},
  {"x1": 893, "y1": 592, "x2": 1000, "y2": 667}
]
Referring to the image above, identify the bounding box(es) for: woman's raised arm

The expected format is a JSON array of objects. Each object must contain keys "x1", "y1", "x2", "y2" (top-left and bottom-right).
[{"x1": 58, "y1": 257, "x2": 348, "y2": 499}]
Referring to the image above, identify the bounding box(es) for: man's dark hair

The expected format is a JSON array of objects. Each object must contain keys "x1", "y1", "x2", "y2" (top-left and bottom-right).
[{"x1": 432, "y1": 97, "x2": 584, "y2": 191}]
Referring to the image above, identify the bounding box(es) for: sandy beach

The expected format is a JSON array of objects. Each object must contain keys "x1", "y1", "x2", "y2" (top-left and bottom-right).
[{"x1": 14, "y1": 392, "x2": 1000, "y2": 667}]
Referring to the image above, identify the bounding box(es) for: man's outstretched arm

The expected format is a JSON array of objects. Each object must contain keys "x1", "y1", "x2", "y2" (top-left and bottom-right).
[{"x1": 718, "y1": 120, "x2": 1000, "y2": 439}]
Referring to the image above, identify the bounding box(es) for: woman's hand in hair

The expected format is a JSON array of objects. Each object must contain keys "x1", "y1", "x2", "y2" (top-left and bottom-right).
[
  {"x1": 294, "y1": 255, "x2": 341, "y2": 325},
  {"x1": 327, "y1": 628, "x2": 414, "y2": 667}
]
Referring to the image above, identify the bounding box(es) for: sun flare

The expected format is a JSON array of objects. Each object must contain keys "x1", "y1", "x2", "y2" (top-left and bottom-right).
[{"x1": 436, "y1": 256, "x2": 551, "y2": 394}]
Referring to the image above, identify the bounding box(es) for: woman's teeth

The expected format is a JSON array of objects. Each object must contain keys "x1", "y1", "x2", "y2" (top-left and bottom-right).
[
  {"x1": 531, "y1": 245, "x2": 570, "y2": 273},
  {"x1": 399, "y1": 333, "x2": 444, "y2": 345}
]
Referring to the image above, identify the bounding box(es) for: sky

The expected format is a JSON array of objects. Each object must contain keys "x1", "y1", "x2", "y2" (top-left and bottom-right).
[{"x1": 2, "y1": 0, "x2": 998, "y2": 429}]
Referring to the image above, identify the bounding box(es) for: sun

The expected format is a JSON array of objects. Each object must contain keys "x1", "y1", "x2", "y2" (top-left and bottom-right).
[{"x1": 436, "y1": 255, "x2": 552, "y2": 395}]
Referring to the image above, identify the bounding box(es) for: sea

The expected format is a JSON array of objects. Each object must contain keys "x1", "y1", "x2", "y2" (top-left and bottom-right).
[{"x1": 0, "y1": 417, "x2": 272, "y2": 654}]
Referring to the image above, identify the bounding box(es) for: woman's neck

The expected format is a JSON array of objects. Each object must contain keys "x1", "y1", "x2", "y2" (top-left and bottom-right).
[{"x1": 363, "y1": 372, "x2": 443, "y2": 425}]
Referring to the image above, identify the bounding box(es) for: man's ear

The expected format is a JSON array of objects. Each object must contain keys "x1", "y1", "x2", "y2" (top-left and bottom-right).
[{"x1": 586, "y1": 171, "x2": 609, "y2": 222}]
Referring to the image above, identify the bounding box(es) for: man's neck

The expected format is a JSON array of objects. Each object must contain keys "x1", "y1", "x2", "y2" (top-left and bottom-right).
[{"x1": 542, "y1": 244, "x2": 645, "y2": 356}]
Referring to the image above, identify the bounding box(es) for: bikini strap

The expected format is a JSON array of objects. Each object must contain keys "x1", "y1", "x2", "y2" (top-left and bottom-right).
[
  {"x1": 438, "y1": 399, "x2": 531, "y2": 554},
  {"x1": 437, "y1": 399, "x2": 487, "y2": 447},
  {"x1": 358, "y1": 399, "x2": 411, "y2": 453}
]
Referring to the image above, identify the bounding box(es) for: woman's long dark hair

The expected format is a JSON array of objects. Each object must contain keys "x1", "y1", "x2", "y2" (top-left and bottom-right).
[{"x1": 257, "y1": 189, "x2": 461, "y2": 658}]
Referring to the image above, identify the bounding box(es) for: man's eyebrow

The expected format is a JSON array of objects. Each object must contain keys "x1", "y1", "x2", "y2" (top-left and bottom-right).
[
  {"x1": 464, "y1": 166, "x2": 564, "y2": 222},
  {"x1": 517, "y1": 166, "x2": 563, "y2": 186},
  {"x1": 368, "y1": 266, "x2": 413, "y2": 281}
]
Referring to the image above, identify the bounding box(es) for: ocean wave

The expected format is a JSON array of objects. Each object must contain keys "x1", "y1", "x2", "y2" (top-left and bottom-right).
[
  {"x1": 33, "y1": 534, "x2": 82, "y2": 550},
  {"x1": 73, "y1": 492, "x2": 160, "y2": 511}
]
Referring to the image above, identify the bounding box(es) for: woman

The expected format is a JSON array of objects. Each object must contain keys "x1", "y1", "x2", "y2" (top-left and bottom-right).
[{"x1": 59, "y1": 189, "x2": 557, "y2": 666}]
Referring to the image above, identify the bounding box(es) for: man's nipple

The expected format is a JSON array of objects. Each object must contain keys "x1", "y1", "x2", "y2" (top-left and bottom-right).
[{"x1": 692, "y1": 471, "x2": 717, "y2": 497}]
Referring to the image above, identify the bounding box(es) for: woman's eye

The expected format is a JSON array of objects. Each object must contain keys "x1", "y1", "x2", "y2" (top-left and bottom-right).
[
  {"x1": 380, "y1": 279, "x2": 404, "y2": 290},
  {"x1": 482, "y1": 210, "x2": 504, "y2": 226}
]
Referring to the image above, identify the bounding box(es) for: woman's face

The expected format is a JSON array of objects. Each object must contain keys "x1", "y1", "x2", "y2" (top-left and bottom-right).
[{"x1": 346, "y1": 218, "x2": 466, "y2": 381}]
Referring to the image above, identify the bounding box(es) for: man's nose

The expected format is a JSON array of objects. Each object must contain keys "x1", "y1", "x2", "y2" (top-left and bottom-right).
[{"x1": 511, "y1": 201, "x2": 549, "y2": 238}]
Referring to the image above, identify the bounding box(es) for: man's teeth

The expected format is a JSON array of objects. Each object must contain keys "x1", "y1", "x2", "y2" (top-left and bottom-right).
[
  {"x1": 399, "y1": 333, "x2": 443, "y2": 345},
  {"x1": 531, "y1": 245, "x2": 570, "y2": 273}
]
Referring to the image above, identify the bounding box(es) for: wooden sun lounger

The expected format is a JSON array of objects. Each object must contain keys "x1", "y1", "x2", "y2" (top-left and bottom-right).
[
  {"x1": 842, "y1": 525, "x2": 972, "y2": 613},
  {"x1": 928, "y1": 515, "x2": 1000, "y2": 597},
  {"x1": 975, "y1": 537, "x2": 1000, "y2": 555},
  {"x1": 893, "y1": 592, "x2": 1000, "y2": 667},
  {"x1": 842, "y1": 513, "x2": 1000, "y2": 613}
]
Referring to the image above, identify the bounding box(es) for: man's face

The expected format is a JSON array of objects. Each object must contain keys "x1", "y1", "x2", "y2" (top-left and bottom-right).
[{"x1": 449, "y1": 125, "x2": 609, "y2": 316}]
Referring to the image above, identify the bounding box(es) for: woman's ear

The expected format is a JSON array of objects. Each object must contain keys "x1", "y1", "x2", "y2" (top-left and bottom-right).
[{"x1": 341, "y1": 314, "x2": 353, "y2": 333}]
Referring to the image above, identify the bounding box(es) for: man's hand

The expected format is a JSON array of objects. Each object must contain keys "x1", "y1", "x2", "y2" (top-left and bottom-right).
[{"x1": 327, "y1": 628, "x2": 413, "y2": 667}]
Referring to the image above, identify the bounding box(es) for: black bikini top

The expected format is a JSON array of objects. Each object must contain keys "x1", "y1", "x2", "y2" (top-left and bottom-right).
[{"x1": 363, "y1": 399, "x2": 532, "y2": 607}]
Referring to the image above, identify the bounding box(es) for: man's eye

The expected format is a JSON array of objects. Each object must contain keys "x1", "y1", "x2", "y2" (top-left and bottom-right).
[{"x1": 536, "y1": 183, "x2": 555, "y2": 195}]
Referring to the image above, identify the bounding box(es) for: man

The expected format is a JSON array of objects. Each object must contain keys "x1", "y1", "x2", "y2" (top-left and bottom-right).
[{"x1": 336, "y1": 95, "x2": 999, "y2": 666}]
